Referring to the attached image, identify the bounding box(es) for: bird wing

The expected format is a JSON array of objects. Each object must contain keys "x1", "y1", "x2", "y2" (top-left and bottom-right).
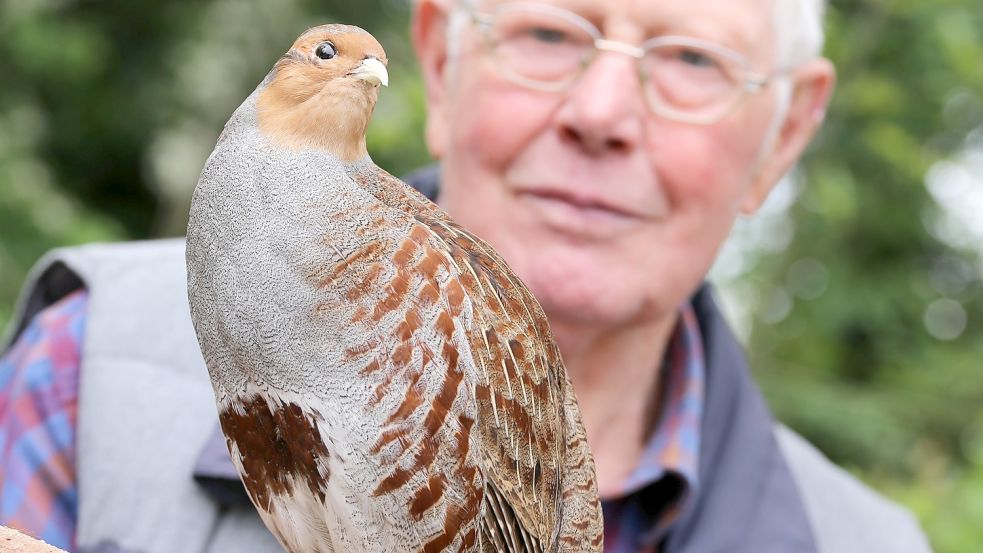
[
  {"x1": 325, "y1": 207, "x2": 488, "y2": 552},
  {"x1": 352, "y1": 166, "x2": 601, "y2": 551}
]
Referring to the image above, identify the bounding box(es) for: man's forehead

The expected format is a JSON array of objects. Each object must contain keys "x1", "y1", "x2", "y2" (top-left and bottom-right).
[{"x1": 470, "y1": 0, "x2": 776, "y2": 55}]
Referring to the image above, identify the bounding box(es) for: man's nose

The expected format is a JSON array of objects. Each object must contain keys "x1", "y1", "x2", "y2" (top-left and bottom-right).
[{"x1": 553, "y1": 50, "x2": 646, "y2": 156}]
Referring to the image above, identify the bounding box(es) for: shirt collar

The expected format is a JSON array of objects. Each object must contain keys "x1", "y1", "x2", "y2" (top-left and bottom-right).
[{"x1": 619, "y1": 304, "x2": 705, "y2": 499}]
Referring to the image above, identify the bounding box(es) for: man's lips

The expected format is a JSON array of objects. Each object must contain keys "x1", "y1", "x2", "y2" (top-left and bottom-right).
[
  {"x1": 512, "y1": 185, "x2": 661, "y2": 240},
  {"x1": 515, "y1": 186, "x2": 655, "y2": 221}
]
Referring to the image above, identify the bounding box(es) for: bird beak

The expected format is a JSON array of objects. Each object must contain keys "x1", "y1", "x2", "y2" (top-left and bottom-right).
[{"x1": 350, "y1": 57, "x2": 389, "y2": 87}]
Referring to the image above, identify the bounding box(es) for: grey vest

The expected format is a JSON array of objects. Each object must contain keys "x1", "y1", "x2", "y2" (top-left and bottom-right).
[
  {"x1": 4, "y1": 240, "x2": 283, "y2": 553},
  {"x1": 4, "y1": 239, "x2": 931, "y2": 553}
]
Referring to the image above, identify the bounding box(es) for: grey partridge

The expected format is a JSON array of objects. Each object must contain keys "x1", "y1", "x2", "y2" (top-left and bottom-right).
[{"x1": 186, "y1": 24, "x2": 603, "y2": 552}]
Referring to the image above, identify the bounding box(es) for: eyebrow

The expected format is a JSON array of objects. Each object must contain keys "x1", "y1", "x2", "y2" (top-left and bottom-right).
[{"x1": 653, "y1": 15, "x2": 758, "y2": 54}]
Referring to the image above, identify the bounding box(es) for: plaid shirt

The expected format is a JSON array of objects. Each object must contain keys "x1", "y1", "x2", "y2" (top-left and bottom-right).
[
  {"x1": 0, "y1": 290, "x2": 86, "y2": 551},
  {"x1": 602, "y1": 304, "x2": 706, "y2": 552}
]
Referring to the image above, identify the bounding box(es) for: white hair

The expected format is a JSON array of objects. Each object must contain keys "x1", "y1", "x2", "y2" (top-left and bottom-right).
[
  {"x1": 773, "y1": 0, "x2": 826, "y2": 69},
  {"x1": 766, "y1": 0, "x2": 826, "y2": 155}
]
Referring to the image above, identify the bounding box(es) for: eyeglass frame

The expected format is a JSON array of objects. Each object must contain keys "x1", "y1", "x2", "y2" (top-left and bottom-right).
[{"x1": 467, "y1": 2, "x2": 793, "y2": 125}]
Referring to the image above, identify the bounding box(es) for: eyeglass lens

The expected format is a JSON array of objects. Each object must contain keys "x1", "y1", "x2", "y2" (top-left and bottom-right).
[{"x1": 483, "y1": 6, "x2": 747, "y2": 117}]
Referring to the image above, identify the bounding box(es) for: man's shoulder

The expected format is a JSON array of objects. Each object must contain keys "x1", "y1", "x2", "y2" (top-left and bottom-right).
[
  {"x1": 21, "y1": 237, "x2": 187, "y2": 301},
  {"x1": 4, "y1": 238, "x2": 195, "y2": 361},
  {"x1": 3, "y1": 239, "x2": 187, "y2": 349},
  {"x1": 774, "y1": 424, "x2": 933, "y2": 553},
  {"x1": 43, "y1": 237, "x2": 187, "y2": 270}
]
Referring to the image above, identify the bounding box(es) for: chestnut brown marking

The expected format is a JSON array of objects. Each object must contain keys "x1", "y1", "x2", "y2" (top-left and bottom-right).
[
  {"x1": 369, "y1": 367, "x2": 399, "y2": 407},
  {"x1": 499, "y1": 297, "x2": 521, "y2": 325},
  {"x1": 322, "y1": 241, "x2": 383, "y2": 284},
  {"x1": 359, "y1": 358, "x2": 382, "y2": 376},
  {"x1": 461, "y1": 528, "x2": 477, "y2": 550},
  {"x1": 409, "y1": 224, "x2": 431, "y2": 245},
  {"x1": 351, "y1": 305, "x2": 370, "y2": 324},
  {"x1": 441, "y1": 342, "x2": 459, "y2": 371},
  {"x1": 503, "y1": 356, "x2": 520, "y2": 396},
  {"x1": 396, "y1": 310, "x2": 423, "y2": 342},
  {"x1": 474, "y1": 383, "x2": 491, "y2": 402},
  {"x1": 395, "y1": 321, "x2": 412, "y2": 343},
  {"x1": 391, "y1": 342, "x2": 412, "y2": 369},
  {"x1": 371, "y1": 291, "x2": 402, "y2": 321},
  {"x1": 373, "y1": 465, "x2": 414, "y2": 496},
  {"x1": 456, "y1": 271, "x2": 478, "y2": 297},
  {"x1": 435, "y1": 311, "x2": 455, "y2": 341},
  {"x1": 422, "y1": 463, "x2": 481, "y2": 553},
  {"x1": 219, "y1": 396, "x2": 330, "y2": 513},
  {"x1": 423, "y1": 360, "x2": 464, "y2": 436},
  {"x1": 345, "y1": 263, "x2": 383, "y2": 302},
  {"x1": 387, "y1": 369, "x2": 426, "y2": 424},
  {"x1": 533, "y1": 378, "x2": 551, "y2": 407},
  {"x1": 419, "y1": 342, "x2": 436, "y2": 370},
  {"x1": 371, "y1": 428, "x2": 405, "y2": 455},
  {"x1": 421, "y1": 529, "x2": 453, "y2": 553},
  {"x1": 392, "y1": 238, "x2": 418, "y2": 269},
  {"x1": 372, "y1": 272, "x2": 410, "y2": 321},
  {"x1": 419, "y1": 282, "x2": 440, "y2": 304},
  {"x1": 388, "y1": 271, "x2": 412, "y2": 300},
  {"x1": 508, "y1": 338, "x2": 526, "y2": 363},
  {"x1": 453, "y1": 414, "x2": 474, "y2": 460},
  {"x1": 412, "y1": 434, "x2": 437, "y2": 470},
  {"x1": 445, "y1": 278, "x2": 466, "y2": 316},
  {"x1": 344, "y1": 338, "x2": 378, "y2": 360},
  {"x1": 457, "y1": 413, "x2": 475, "y2": 433},
  {"x1": 498, "y1": 393, "x2": 533, "y2": 447},
  {"x1": 409, "y1": 474, "x2": 448, "y2": 520},
  {"x1": 483, "y1": 329, "x2": 503, "y2": 364},
  {"x1": 418, "y1": 248, "x2": 445, "y2": 280}
]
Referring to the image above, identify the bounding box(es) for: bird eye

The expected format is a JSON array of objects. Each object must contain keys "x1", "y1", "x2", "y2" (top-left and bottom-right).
[{"x1": 315, "y1": 42, "x2": 337, "y2": 60}]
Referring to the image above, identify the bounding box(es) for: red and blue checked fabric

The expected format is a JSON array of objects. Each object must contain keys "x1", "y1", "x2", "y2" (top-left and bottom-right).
[
  {"x1": 602, "y1": 304, "x2": 705, "y2": 552},
  {"x1": 0, "y1": 289, "x2": 86, "y2": 552}
]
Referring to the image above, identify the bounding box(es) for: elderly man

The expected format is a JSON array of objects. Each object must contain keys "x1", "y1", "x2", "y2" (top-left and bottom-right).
[{"x1": 1, "y1": 0, "x2": 931, "y2": 552}]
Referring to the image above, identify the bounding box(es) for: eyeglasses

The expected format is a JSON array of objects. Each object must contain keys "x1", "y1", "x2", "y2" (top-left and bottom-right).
[{"x1": 469, "y1": 2, "x2": 788, "y2": 125}]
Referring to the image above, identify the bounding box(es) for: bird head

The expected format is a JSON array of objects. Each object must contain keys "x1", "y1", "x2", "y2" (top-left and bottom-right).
[{"x1": 257, "y1": 25, "x2": 389, "y2": 161}]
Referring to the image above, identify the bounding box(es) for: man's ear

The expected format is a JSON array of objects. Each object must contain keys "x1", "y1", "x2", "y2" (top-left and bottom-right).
[
  {"x1": 742, "y1": 58, "x2": 836, "y2": 214},
  {"x1": 412, "y1": 0, "x2": 453, "y2": 160}
]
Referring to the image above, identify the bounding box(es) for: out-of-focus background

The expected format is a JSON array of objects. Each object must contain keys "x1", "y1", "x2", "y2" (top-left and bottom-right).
[{"x1": 0, "y1": 0, "x2": 980, "y2": 549}]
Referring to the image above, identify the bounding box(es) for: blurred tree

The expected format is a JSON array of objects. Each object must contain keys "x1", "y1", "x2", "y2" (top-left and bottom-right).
[
  {"x1": 0, "y1": 0, "x2": 981, "y2": 550},
  {"x1": 728, "y1": 1, "x2": 983, "y2": 550},
  {"x1": 0, "y1": 0, "x2": 428, "y2": 327}
]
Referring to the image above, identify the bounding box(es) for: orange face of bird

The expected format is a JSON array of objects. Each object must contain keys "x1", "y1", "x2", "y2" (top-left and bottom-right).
[
  {"x1": 258, "y1": 25, "x2": 389, "y2": 159},
  {"x1": 278, "y1": 26, "x2": 389, "y2": 92}
]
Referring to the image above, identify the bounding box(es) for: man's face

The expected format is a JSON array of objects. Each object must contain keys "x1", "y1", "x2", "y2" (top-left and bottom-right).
[{"x1": 417, "y1": 0, "x2": 830, "y2": 331}]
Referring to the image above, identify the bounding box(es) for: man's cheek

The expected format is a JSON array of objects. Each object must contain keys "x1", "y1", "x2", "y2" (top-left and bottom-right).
[{"x1": 458, "y1": 90, "x2": 553, "y2": 166}]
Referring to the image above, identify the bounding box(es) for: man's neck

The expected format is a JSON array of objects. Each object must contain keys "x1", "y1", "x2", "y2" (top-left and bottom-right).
[{"x1": 551, "y1": 313, "x2": 679, "y2": 497}]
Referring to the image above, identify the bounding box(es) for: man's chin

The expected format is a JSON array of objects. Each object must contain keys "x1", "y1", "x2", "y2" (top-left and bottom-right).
[{"x1": 531, "y1": 277, "x2": 648, "y2": 328}]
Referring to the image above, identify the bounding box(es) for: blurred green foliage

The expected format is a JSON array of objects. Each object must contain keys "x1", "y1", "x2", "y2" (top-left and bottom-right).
[
  {"x1": 0, "y1": 0, "x2": 981, "y2": 550},
  {"x1": 744, "y1": 2, "x2": 983, "y2": 550}
]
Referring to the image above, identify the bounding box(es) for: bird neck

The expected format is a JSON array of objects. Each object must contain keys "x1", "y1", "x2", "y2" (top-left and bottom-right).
[{"x1": 256, "y1": 78, "x2": 377, "y2": 161}]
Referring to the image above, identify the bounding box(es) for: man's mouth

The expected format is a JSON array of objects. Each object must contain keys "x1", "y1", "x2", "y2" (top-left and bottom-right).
[
  {"x1": 514, "y1": 186, "x2": 653, "y2": 239},
  {"x1": 521, "y1": 188, "x2": 641, "y2": 219}
]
